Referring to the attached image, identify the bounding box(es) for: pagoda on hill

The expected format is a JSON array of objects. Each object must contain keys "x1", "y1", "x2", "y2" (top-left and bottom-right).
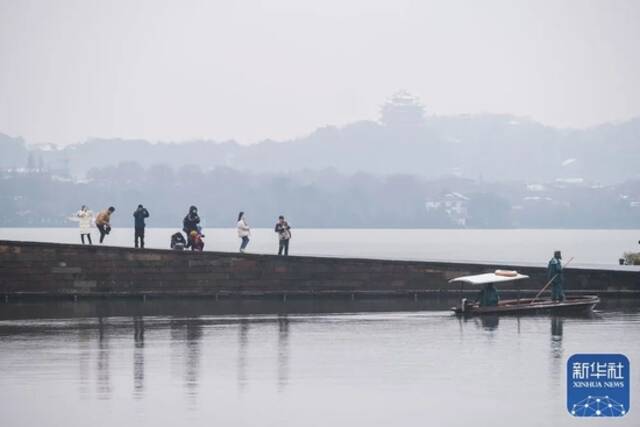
[{"x1": 380, "y1": 91, "x2": 426, "y2": 127}]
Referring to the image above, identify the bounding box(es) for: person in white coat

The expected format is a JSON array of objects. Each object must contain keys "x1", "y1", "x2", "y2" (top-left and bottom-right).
[
  {"x1": 237, "y1": 211, "x2": 250, "y2": 253},
  {"x1": 76, "y1": 205, "x2": 94, "y2": 245}
]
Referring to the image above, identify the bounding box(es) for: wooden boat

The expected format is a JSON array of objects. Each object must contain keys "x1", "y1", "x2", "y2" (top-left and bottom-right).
[
  {"x1": 449, "y1": 270, "x2": 600, "y2": 316},
  {"x1": 451, "y1": 295, "x2": 600, "y2": 315}
]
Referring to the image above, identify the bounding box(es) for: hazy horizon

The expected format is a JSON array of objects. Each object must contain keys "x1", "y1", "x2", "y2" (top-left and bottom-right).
[
  {"x1": 4, "y1": 102, "x2": 640, "y2": 148},
  {"x1": 2, "y1": 0, "x2": 640, "y2": 146},
  {"x1": 5, "y1": 107, "x2": 640, "y2": 148}
]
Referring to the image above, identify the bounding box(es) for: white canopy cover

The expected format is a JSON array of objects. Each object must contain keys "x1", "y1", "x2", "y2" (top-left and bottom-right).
[{"x1": 449, "y1": 270, "x2": 530, "y2": 286}]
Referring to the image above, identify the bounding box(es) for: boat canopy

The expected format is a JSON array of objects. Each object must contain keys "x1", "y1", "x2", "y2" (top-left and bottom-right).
[{"x1": 449, "y1": 270, "x2": 529, "y2": 286}]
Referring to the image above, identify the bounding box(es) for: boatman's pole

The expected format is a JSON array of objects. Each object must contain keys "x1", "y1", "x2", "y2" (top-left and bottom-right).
[{"x1": 532, "y1": 256, "x2": 574, "y2": 303}]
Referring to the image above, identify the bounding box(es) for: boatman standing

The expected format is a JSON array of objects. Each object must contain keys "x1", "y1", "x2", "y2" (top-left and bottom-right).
[{"x1": 548, "y1": 250, "x2": 565, "y2": 302}]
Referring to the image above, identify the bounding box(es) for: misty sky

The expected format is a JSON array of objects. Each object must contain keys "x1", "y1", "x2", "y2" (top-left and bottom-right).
[{"x1": 1, "y1": 0, "x2": 639, "y2": 145}]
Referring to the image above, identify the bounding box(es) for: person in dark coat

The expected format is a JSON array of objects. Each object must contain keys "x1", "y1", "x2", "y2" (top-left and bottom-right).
[
  {"x1": 183, "y1": 206, "x2": 201, "y2": 236},
  {"x1": 477, "y1": 283, "x2": 499, "y2": 307},
  {"x1": 133, "y1": 204, "x2": 150, "y2": 248},
  {"x1": 548, "y1": 250, "x2": 565, "y2": 302},
  {"x1": 170, "y1": 232, "x2": 187, "y2": 250},
  {"x1": 274, "y1": 215, "x2": 291, "y2": 256}
]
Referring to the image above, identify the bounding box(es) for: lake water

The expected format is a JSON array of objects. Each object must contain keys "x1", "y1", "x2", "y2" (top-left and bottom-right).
[
  {"x1": 0, "y1": 299, "x2": 638, "y2": 427},
  {"x1": 1, "y1": 228, "x2": 639, "y2": 425},
  {"x1": 1, "y1": 228, "x2": 639, "y2": 267}
]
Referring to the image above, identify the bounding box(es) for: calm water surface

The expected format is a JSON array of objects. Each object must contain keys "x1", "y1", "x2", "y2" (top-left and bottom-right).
[
  {"x1": 1, "y1": 227, "x2": 639, "y2": 266},
  {"x1": 0, "y1": 299, "x2": 638, "y2": 427}
]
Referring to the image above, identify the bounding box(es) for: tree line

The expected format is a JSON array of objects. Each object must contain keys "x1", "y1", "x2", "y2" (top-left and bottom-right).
[{"x1": 1, "y1": 163, "x2": 638, "y2": 228}]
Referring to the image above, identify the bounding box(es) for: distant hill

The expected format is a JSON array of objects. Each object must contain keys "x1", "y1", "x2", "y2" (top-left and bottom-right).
[
  {"x1": 2, "y1": 99, "x2": 639, "y2": 184},
  {"x1": 0, "y1": 133, "x2": 29, "y2": 169}
]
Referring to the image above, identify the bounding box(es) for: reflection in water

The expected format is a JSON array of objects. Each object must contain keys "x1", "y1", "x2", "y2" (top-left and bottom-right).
[
  {"x1": 0, "y1": 300, "x2": 638, "y2": 427},
  {"x1": 549, "y1": 316, "x2": 565, "y2": 389},
  {"x1": 170, "y1": 318, "x2": 183, "y2": 382},
  {"x1": 78, "y1": 326, "x2": 92, "y2": 398},
  {"x1": 133, "y1": 316, "x2": 145, "y2": 398},
  {"x1": 96, "y1": 317, "x2": 111, "y2": 399},
  {"x1": 550, "y1": 316, "x2": 563, "y2": 359},
  {"x1": 185, "y1": 319, "x2": 203, "y2": 401},
  {"x1": 237, "y1": 318, "x2": 249, "y2": 392},
  {"x1": 479, "y1": 315, "x2": 500, "y2": 331},
  {"x1": 457, "y1": 315, "x2": 465, "y2": 341},
  {"x1": 169, "y1": 318, "x2": 204, "y2": 403},
  {"x1": 277, "y1": 315, "x2": 290, "y2": 393}
]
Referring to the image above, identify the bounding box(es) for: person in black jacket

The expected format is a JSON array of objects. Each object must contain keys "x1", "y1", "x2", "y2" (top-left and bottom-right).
[
  {"x1": 133, "y1": 204, "x2": 150, "y2": 248},
  {"x1": 183, "y1": 206, "x2": 200, "y2": 234},
  {"x1": 170, "y1": 232, "x2": 187, "y2": 250},
  {"x1": 274, "y1": 215, "x2": 291, "y2": 256}
]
